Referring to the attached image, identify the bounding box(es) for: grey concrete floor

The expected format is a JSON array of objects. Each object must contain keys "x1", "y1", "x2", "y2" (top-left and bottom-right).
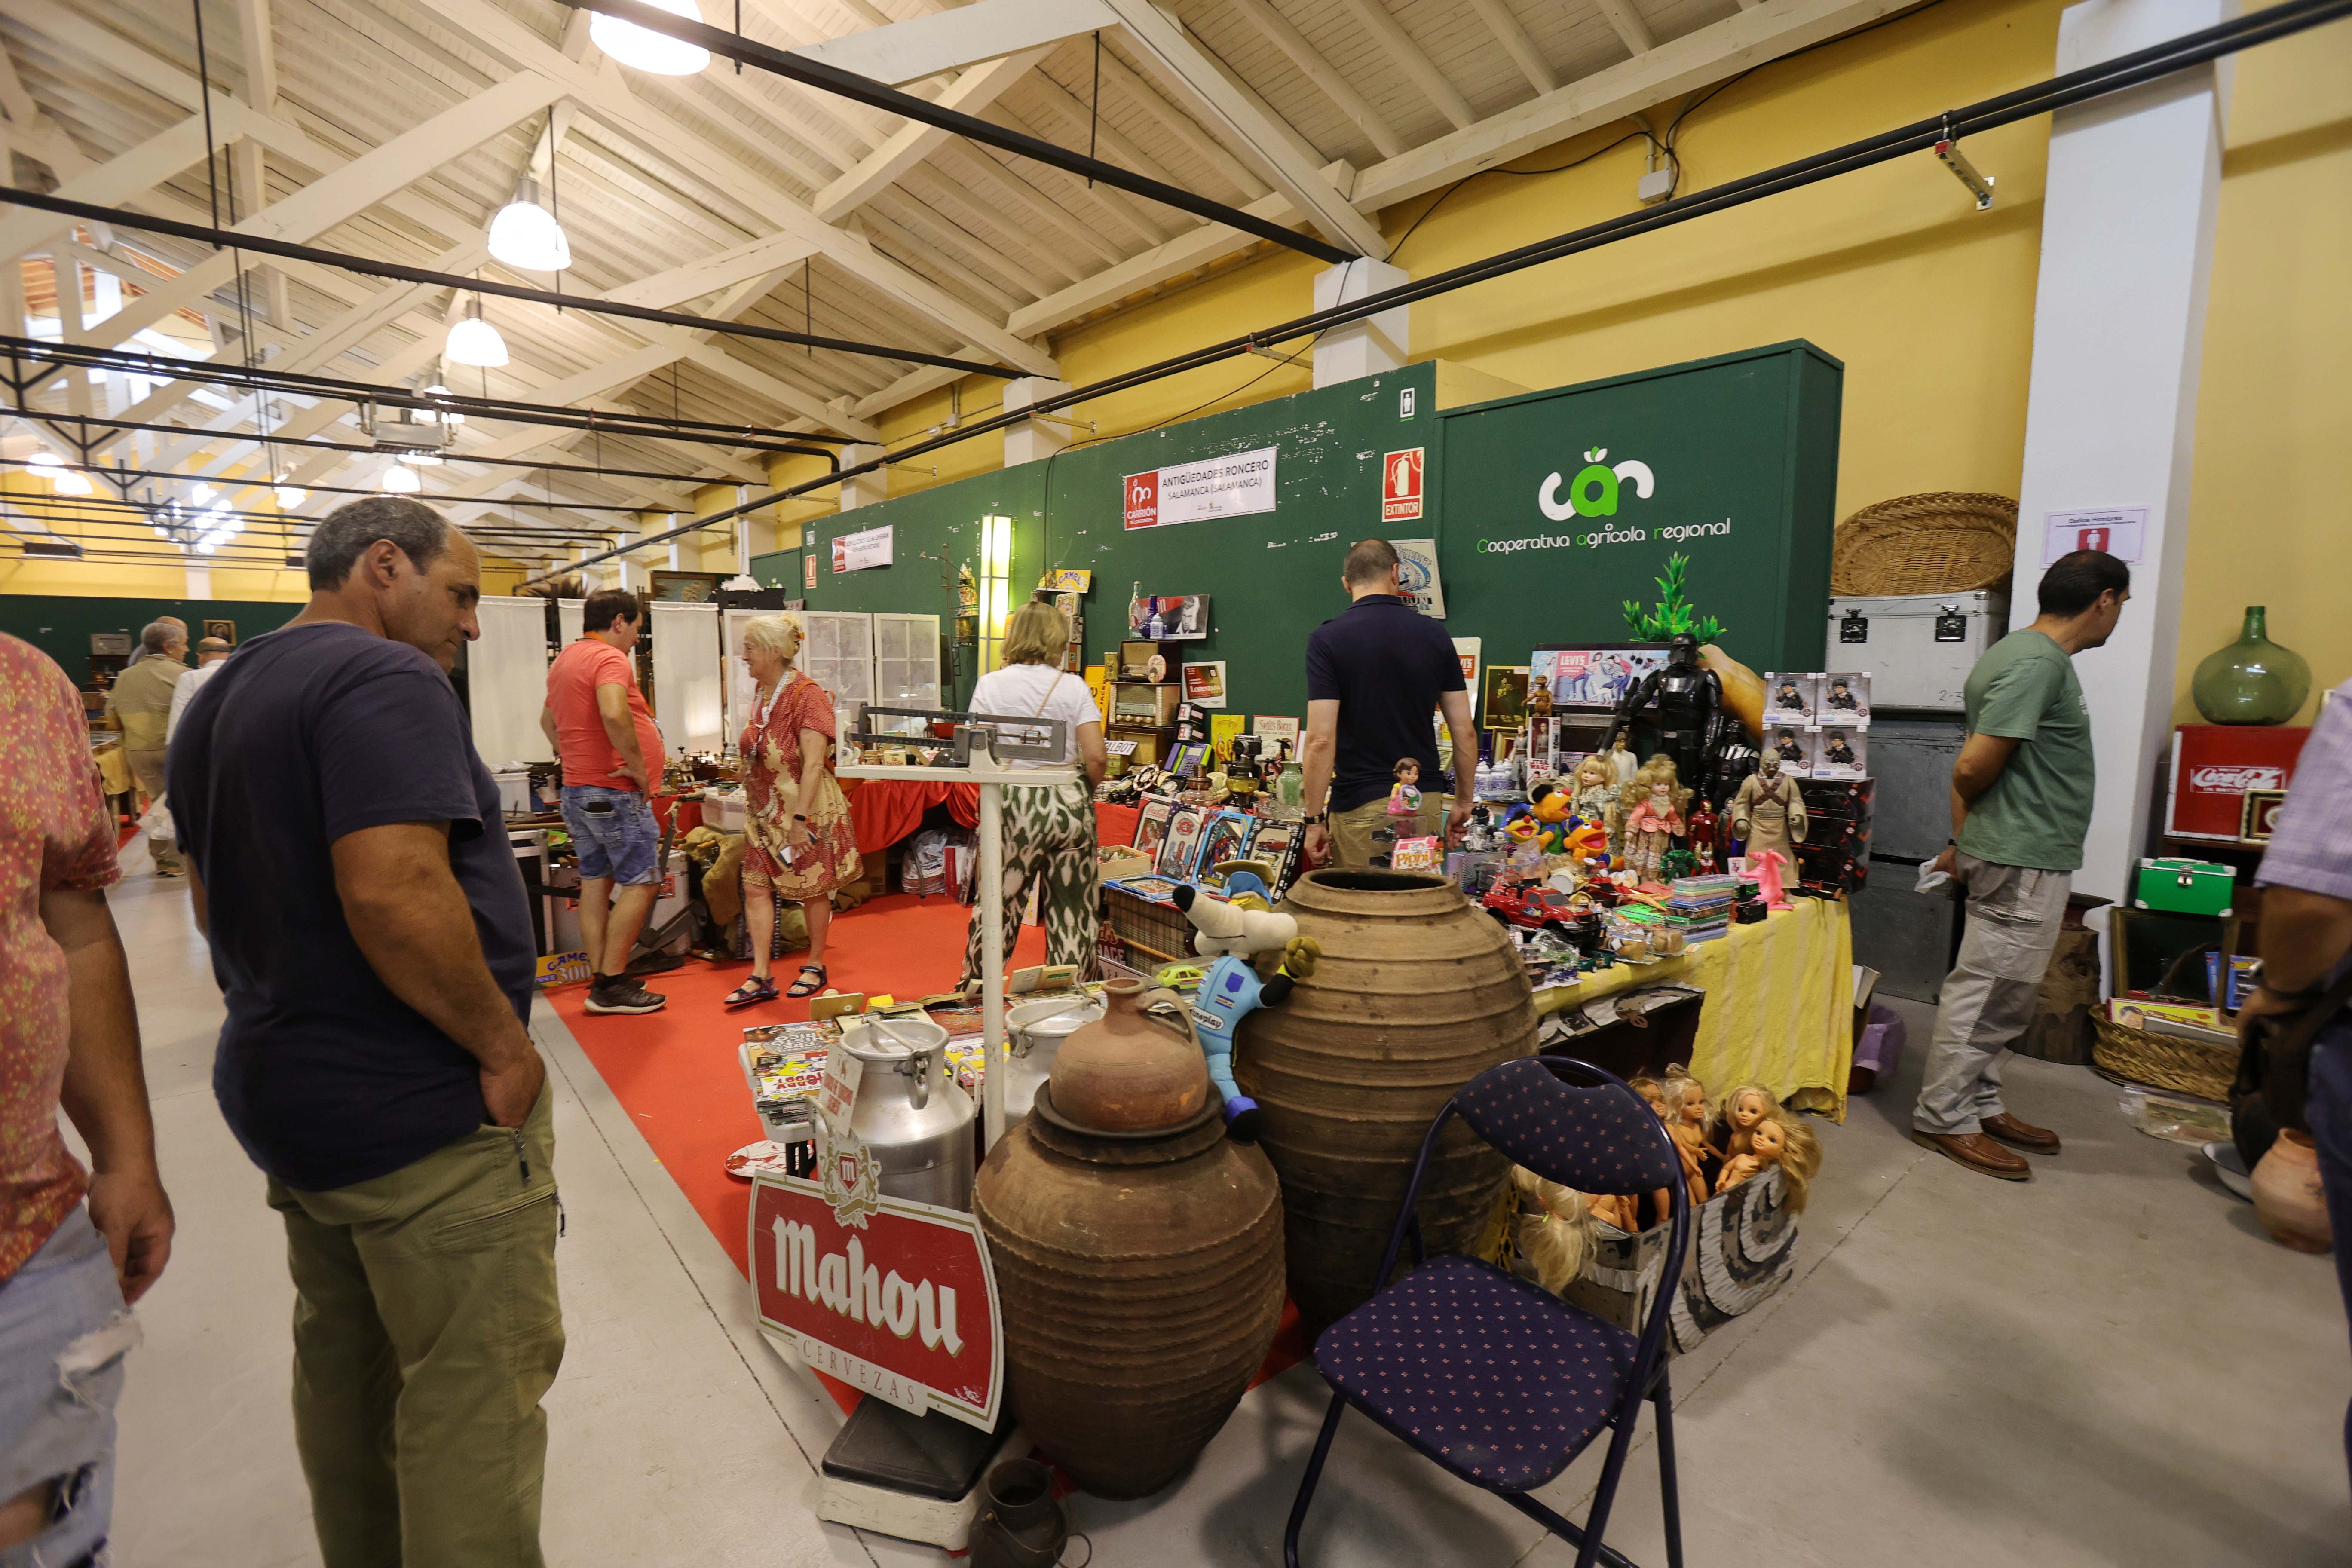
[{"x1": 97, "y1": 845, "x2": 2351, "y2": 1565}]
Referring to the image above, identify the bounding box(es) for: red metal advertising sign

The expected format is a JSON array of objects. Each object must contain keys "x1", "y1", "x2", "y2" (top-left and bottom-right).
[
  {"x1": 748, "y1": 1173, "x2": 1002, "y2": 1430},
  {"x1": 2166, "y1": 724, "x2": 2310, "y2": 842}
]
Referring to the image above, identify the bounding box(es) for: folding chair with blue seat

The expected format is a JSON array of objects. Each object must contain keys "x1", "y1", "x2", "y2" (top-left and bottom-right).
[{"x1": 1283, "y1": 1054, "x2": 1692, "y2": 1568}]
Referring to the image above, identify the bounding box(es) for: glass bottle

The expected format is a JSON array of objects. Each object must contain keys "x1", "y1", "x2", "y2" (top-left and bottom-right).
[
  {"x1": 1276, "y1": 759, "x2": 1304, "y2": 811},
  {"x1": 2191, "y1": 606, "x2": 2311, "y2": 726}
]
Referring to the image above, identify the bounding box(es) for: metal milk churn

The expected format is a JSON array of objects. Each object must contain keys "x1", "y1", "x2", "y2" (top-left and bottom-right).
[
  {"x1": 1003, "y1": 993, "x2": 1107, "y2": 1130},
  {"x1": 836, "y1": 1015, "x2": 977, "y2": 1212}
]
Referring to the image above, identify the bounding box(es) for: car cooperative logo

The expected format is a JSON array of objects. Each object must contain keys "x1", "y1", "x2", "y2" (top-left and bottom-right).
[{"x1": 1475, "y1": 448, "x2": 1732, "y2": 554}]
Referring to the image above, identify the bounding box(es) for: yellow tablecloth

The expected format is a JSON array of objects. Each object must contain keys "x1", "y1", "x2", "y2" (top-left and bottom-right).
[
  {"x1": 92, "y1": 739, "x2": 134, "y2": 799},
  {"x1": 1535, "y1": 897, "x2": 1855, "y2": 1121}
]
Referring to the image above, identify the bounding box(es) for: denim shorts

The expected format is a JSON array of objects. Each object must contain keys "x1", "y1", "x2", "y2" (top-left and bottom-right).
[
  {"x1": 562, "y1": 784, "x2": 660, "y2": 886},
  {"x1": 0, "y1": 1206, "x2": 134, "y2": 1568}
]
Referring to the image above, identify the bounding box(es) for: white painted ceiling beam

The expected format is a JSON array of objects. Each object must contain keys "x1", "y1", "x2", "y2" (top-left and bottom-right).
[
  {"x1": 1088, "y1": 40, "x2": 1268, "y2": 203},
  {"x1": 812, "y1": 44, "x2": 1057, "y2": 223},
  {"x1": 1334, "y1": 0, "x2": 1476, "y2": 132},
  {"x1": 1219, "y1": 0, "x2": 1407, "y2": 161},
  {"x1": 234, "y1": 0, "x2": 280, "y2": 112},
  {"x1": 0, "y1": 113, "x2": 214, "y2": 264},
  {"x1": 402, "y1": 0, "x2": 1056, "y2": 376},
  {"x1": 791, "y1": 0, "x2": 1109, "y2": 86},
  {"x1": 1590, "y1": 0, "x2": 1659, "y2": 58},
  {"x1": 1467, "y1": 0, "x2": 1562, "y2": 93},
  {"x1": 1096, "y1": 2, "x2": 1381, "y2": 256}
]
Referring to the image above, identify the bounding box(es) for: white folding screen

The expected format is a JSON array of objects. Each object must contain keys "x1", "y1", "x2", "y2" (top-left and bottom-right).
[
  {"x1": 470, "y1": 596, "x2": 554, "y2": 766},
  {"x1": 649, "y1": 600, "x2": 725, "y2": 758},
  {"x1": 871, "y1": 613, "x2": 942, "y2": 736},
  {"x1": 721, "y1": 605, "x2": 767, "y2": 750},
  {"x1": 558, "y1": 598, "x2": 584, "y2": 646},
  {"x1": 797, "y1": 610, "x2": 874, "y2": 760}
]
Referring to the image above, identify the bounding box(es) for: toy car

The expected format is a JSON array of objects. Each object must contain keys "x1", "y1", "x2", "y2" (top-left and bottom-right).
[{"x1": 1482, "y1": 883, "x2": 1585, "y2": 934}]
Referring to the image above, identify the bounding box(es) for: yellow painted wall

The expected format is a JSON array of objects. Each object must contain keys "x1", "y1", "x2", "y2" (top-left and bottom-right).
[{"x1": 2175, "y1": 26, "x2": 2352, "y2": 724}]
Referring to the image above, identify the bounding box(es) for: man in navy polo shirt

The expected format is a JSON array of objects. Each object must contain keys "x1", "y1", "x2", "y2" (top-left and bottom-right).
[{"x1": 1299, "y1": 539, "x2": 1479, "y2": 870}]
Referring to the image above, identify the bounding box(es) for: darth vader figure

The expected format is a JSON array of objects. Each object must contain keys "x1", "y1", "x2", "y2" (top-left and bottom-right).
[{"x1": 1611, "y1": 633, "x2": 1738, "y2": 804}]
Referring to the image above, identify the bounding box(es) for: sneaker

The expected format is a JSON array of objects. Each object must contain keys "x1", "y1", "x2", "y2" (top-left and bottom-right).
[{"x1": 584, "y1": 977, "x2": 667, "y2": 1015}]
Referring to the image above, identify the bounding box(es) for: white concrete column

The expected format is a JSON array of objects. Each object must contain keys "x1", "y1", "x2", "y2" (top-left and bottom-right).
[
  {"x1": 184, "y1": 565, "x2": 211, "y2": 598},
  {"x1": 2009, "y1": 0, "x2": 2229, "y2": 906},
  {"x1": 1002, "y1": 377, "x2": 1069, "y2": 466},
  {"x1": 839, "y1": 444, "x2": 886, "y2": 511},
  {"x1": 1311, "y1": 257, "x2": 1408, "y2": 389}
]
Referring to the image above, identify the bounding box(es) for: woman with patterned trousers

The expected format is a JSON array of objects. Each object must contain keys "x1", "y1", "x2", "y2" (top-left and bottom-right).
[
  {"x1": 960, "y1": 597, "x2": 1108, "y2": 985},
  {"x1": 730, "y1": 614, "x2": 861, "y2": 1006}
]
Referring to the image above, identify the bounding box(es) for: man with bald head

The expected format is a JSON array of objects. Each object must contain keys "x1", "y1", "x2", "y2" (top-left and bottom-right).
[
  {"x1": 168, "y1": 497, "x2": 560, "y2": 1567},
  {"x1": 105, "y1": 619, "x2": 187, "y2": 874}
]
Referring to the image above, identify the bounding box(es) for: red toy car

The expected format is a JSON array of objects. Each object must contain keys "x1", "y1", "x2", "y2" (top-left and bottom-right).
[{"x1": 1482, "y1": 883, "x2": 1585, "y2": 934}]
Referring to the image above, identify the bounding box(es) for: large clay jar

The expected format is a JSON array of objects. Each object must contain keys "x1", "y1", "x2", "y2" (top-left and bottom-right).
[
  {"x1": 974, "y1": 989, "x2": 1283, "y2": 1499},
  {"x1": 2252, "y1": 1129, "x2": 2333, "y2": 1254},
  {"x1": 1238, "y1": 869, "x2": 1538, "y2": 1331}
]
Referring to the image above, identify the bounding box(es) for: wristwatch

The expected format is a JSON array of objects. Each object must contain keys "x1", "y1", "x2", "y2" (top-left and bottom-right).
[{"x1": 1304, "y1": 810, "x2": 1329, "y2": 825}]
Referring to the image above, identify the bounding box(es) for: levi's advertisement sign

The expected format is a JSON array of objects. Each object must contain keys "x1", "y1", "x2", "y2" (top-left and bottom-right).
[
  {"x1": 749, "y1": 1172, "x2": 1003, "y2": 1430},
  {"x1": 1123, "y1": 446, "x2": 1277, "y2": 530}
]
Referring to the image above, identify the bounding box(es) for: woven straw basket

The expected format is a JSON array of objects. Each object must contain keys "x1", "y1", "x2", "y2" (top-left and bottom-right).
[
  {"x1": 1832, "y1": 492, "x2": 2019, "y2": 596},
  {"x1": 2089, "y1": 1013, "x2": 2237, "y2": 1102}
]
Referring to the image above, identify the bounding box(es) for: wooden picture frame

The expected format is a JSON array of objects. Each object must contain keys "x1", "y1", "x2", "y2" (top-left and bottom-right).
[
  {"x1": 2241, "y1": 788, "x2": 2288, "y2": 845},
  {"x1": 201, "y1": 618, "x2": 236, "y2": 644}
]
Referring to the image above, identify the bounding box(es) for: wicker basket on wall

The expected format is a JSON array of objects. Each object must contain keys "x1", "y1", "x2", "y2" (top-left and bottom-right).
[{"x1": 1832, "y1": 492, "x2": 2020, "y2": 596}]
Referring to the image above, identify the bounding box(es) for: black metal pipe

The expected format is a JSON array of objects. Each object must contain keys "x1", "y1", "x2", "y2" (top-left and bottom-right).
[
  {"x1": 550, "y1": 0, "x2": 1357, "y2": 268},
  {"x1": 0, "y1": 186, "x2": 1014, "y2": 376},
  {"x1": 7, "y1": 406, "x2": 837, "y2": 488},
  {"x1": 0, "y1": 335, "x2": 853, "y2": 448},
  {"x1": 525, "y1": 0, "x2": 2345, "y2": 587}
]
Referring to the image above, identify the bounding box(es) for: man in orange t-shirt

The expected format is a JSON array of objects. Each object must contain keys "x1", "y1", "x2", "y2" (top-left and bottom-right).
[{"x1": 540, "y1": 588, "x2": 668, "y2": 1014}]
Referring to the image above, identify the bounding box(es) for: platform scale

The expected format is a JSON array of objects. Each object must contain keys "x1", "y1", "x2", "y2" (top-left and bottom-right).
[{"x1": 806, "y1": 705, "x2": 1076, "y2": 1550}]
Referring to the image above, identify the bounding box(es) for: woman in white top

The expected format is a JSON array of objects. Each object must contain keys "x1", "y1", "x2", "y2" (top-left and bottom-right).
[{"x1": 960, "y1": 596, "x2": 1108, "y2": 983}]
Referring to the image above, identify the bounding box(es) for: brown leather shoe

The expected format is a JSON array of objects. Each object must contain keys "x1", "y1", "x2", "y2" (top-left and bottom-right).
[
  {"x1": 1981, "y1": 1112, "x2": 2061, "y2": 1154},
  {"x1": 1911, "y1": 1130, "x2": 2032, "y2": 1180}
]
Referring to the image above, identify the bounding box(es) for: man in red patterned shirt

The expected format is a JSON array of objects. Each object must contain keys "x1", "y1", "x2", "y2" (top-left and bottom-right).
[{"x1": 0, "y1": 633, "x2": 175, "y2": 1566}]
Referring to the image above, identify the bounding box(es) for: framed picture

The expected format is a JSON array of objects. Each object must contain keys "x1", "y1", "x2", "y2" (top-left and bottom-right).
[
  {"x1": 1156, "y1": 805, "x2": 1208, "y2": 879},
  {"x1": 1128, "y1": 594, "x2": 1210, "y2": 641},
  {"x1": 1197, "y1": 810, "x2": 1260, "y2": 871},
  {"x1": 1132, "y1": 798, "x2": 1175, "y2": 861},
  {"x1": 1252, "y1": 822, "x2": 1300, "y2": 897},
  {"x1": 1480, "y1": 665, "x2": 1531, "y2": 731},
  {"x1": 2242, "y1": 788, "x2": 2288, "y2": 845},
  {"x1": 1042, "y1": 568, "x2": 1093, "y2": 593},
  {"x1": 201, "y1": 618, "x2": 236, "y2": 644}
]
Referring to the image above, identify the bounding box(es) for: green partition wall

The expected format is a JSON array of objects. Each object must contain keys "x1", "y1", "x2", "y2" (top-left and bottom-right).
[
  {"x1": 757, "y1": 341, "x2": 1843, "y2": 725},
  {"x1": 0, "y1": 595, "x2": 304, "y2": 686}
]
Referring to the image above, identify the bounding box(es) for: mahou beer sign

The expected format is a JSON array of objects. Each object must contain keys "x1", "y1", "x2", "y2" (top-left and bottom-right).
[{"x1": 750, "y1": 1173, "x2": 1003, "y2": 1430}]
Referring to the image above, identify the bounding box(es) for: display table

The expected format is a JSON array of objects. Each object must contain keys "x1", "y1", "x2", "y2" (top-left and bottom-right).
[
  {"x1": 845, "y1": 776, "x2": 1142, "y2": 856},
  {"x1": 1536, "y1": 897, "x2": 1855, "y2": 1119}
]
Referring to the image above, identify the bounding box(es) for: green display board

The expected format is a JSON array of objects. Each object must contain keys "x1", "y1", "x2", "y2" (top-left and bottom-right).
[
  {"x1": 748, "y1": 343, "x2": 1841, "y2": 726},
  {"x1": 1433, "y1": 342, "x2": 1843, "y2": 676},
  {"x1": 0, "y1": 594, "x2": 304, "y2": 686}
]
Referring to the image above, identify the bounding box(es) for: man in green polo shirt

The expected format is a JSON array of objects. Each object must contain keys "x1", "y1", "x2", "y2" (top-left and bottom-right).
[{"x1": 1913, "y1": 550, "x2": 2132, "y2": 1181}]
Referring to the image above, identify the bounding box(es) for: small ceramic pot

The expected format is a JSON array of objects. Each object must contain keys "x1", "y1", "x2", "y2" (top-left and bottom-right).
[{"x1": 2251, "y1": 1130, "x2": 2333, "y2": 1254}]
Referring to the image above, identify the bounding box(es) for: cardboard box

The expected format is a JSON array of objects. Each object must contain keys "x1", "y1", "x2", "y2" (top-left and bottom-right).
[{"x1": 1763, "y1": 671, "x2": 1818, "y2": 726}]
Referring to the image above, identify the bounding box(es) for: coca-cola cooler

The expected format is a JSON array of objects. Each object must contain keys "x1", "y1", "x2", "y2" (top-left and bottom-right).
[{"x1": 2166, "y1": 725, "x2": 2311, "y2": 844}]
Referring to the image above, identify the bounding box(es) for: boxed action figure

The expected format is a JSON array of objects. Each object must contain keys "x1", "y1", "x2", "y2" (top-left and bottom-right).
[
  {"x1": 1764, "y1": 671, "x2": 1818, "y2": 726},
  {"x1": 1811, "y1": 724, "x2": 1868, "y2": 780},
  {"x1": 1817, "y1": 672, "x2": 1871, "y2": 727},
  {"x1": 1766, "y1": 721, "x2": 1813, "y2": 778}
]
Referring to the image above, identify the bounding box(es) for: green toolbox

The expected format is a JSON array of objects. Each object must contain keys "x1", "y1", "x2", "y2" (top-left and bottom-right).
[{"x1": 2133, "y1": 857, "x2": 2238, "y2": 918}]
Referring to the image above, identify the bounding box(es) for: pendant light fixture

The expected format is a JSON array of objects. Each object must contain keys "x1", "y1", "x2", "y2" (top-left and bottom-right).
[
  {"x1": 52, "y1": 468, "x2": 93, "y2": 496},
  {"x1": 27, "y1": 450, "x2": 64, "y2": 474},
  {"x1": 445, "y1": 297, "x2": 508, "y2": 368},
  {"x1": 488, "y1": 175, "x2": 571, "y2": 273},
  {"x1": 380, "y1": 463, "x2": 423, "y2": 495},
  {"x1": 590, "y1": 0, "x2": 711, "y2": 76},
  {"x1": 274, "y1": 479, "x2": 304, "y2": 508},
  {"x1": 420, "y1": 361, "x2": 464, "y2": 426}
]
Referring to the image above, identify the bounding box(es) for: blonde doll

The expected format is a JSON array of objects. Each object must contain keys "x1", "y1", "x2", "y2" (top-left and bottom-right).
[
  {"x1": 1660, "y1": 1066, "x2": 1713, "y2": 1205},
  {"x1": 1711, "y1": 1082, "x2": 1787, "y2": 1162},
  {"x1": 1512, "y1": 1166, "x2": 1605, "y2": 1292},
  {"x1": 1617, "y1": 755, "x2": 1690, "y2": 884},
  {"x1": 1715, "y1": 1115, "x2": 1821, "y2": 1214}
]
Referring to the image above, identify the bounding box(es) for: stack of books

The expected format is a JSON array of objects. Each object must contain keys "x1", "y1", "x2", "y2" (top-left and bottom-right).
[{"x1": 1663, "y1": 875, "x2": 1740, "y2": 945}]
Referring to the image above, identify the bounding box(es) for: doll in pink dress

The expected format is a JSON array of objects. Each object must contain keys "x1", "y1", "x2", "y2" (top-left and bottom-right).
[{"x1": 1617, "y1": 756, "x2": 1688, "y2": 884}]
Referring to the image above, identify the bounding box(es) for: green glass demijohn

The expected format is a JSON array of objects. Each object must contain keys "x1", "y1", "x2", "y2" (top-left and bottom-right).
[{"x1": 2191, "y1": 606, "x2": 2310, "y2": 725}]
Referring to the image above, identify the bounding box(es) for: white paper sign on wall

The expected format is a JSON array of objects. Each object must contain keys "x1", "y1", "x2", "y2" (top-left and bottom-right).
[
  {"x1": 1123, "y1": 446, "x2": 1277, "y2": 530},
  {"x1": 2042, "y1": 505, "x2": 2147, "y2": 565},
  {"x1": 833, "y1": 524, "x2": 894, "y2": 573}
]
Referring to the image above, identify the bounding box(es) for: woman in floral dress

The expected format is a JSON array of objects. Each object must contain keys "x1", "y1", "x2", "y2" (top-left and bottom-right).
[{"x1": 729, "y1": 614, "x2": 860, "y2": 1005}]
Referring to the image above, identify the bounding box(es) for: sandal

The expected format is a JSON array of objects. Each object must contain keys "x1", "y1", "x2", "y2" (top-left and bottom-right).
[
  {"x1": 726, "y1": 977, "x2": 779, "y2": 1009},
  {"x1": 784, "y1": 963, "x2": 828, "y2": 998}
]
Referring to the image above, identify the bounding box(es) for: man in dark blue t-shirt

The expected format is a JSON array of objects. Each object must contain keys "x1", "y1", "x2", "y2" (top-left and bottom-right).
[
  {"x1": 169, "y1": 497, "x2": 561, "y2": 1567},
  {"x1": 1301, "y1": 539, "x2": 1478, "y2": 870}
]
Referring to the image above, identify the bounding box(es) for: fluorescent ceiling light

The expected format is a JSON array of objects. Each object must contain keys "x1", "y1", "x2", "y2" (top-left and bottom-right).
[
  {"x1": 445, "y1": 298, "x2": 508, "y2": 368},
  {"x1": 487, "y1": 178, "x2": 571, "y2": 272},
  {"x1": 380, "y1": 464, "x2": 423, "y2": 494},
  {"x1": 52, "y1": 469, "x2": 93, "y2": 496},
  {"x1": 591, "y1": 0, "x2": 710, "y2": 75}
]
